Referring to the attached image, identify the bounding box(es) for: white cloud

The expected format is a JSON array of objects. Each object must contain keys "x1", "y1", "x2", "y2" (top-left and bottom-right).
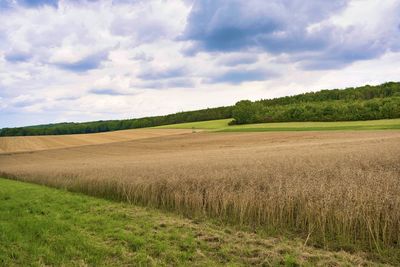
[{"x1": 0, "y1": 0, "x2": 399, "y2": 128}]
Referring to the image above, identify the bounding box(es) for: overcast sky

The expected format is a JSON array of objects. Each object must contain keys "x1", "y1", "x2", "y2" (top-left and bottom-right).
[{"x1": 1, "y1": 0, "x2": 399, "y2": 128}]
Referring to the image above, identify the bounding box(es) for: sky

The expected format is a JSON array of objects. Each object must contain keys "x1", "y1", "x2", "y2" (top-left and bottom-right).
[{"x1": 0, "y1": 0, "x2": 400, "y2": 128}]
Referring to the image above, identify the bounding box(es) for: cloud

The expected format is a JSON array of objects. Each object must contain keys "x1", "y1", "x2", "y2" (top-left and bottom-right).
[
  {"x1": 138, "y1": 66, "x2": 188, "y2": 80},
  {"x1": 89, "y1": 88, "x2": 128, "y2": 96},
  {"x1": 0, "y1": 0, "x2": 12, "y2": 9},
  {"x1": 298, "y1": 39, "x2": 386, "y2": 70},
  {"x1": 182, "y1": 0, "x2": 348, "y2": 53},
  {"x1": 217, "y1": 53, "x2": 258, "y2": 66},
  {"x1": 0, "y1": 0, "x2": 58, "y2": 8},
  {"x1": 20, "y1": 0, "x2": 58, "y2": 7},
  {"x1": 0, "y1": 0, "x2": 399, "y2": 128},
  {"x1": 132, "y1": 52, "x2": 154, "y2": 62},
  {"x1": 54, "y1": 51, "x2": 109, "y2": 72},
  {"x1": 110, "y1": 0, "x2": 188, "y2": 44},
  {"x1": 56, "y1": 95, "x2": 81, "y2": 101},
  {"x1": 206, "y1": 69, "x2": 275, "y2": 84},
  {"x1": 9, "y1": 94, "x2": 42, "y2": 108},
  {"x1": 137, "y1": 78, "x2": 195, "y2": 89},
  {"x1": 4, "y1": 50, "x2": 32, "y2": 62},
  {"x1": 182, "y1": 0, "x2": 400, "y2": 69}
]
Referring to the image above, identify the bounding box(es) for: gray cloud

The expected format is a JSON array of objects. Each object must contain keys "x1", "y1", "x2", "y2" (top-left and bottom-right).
[
  {"x1": 181, "y1": 0, "x2": 400, "y2": 70},
  {"x1": 4, "y1": 50, "x2": 32, "y2": 63},
  {"x1": 205, "y1": 68, "x2": 276, "y2": 84},
  {"x1": 138, "y1": 66, "x2": 188, "y2": 80},
  {"x1": 217, "y1": 54, "x2": 259, "y2": 66},
  {"x1": 55, "y1": 95, "x2": 81, "y2": 101},
  {"x1": 10, "y1": 95, "x2": 41, "y2": 108},
  {"x1": 132, "y1": 52, "x2": 154, "y2": 62},
  {"x1": 54, "y1": 51, "x2": 109, "y2": 73},
  {"x1": 89, "y1": 88, "x2": 128, "y2": 96},
  {"x1": 136, "y1": 78, "x2": 195, "y2": 89},
  {"x1": 182, "y1": 0, "x2": 347, "y2": 53}
]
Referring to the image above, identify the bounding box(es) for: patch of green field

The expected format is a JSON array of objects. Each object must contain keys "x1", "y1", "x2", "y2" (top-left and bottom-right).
[
  {"x1": 0, "y1": 178, "x2": 387, "y2": 266},
  {"x1": 155, "y1": 118, "x2": 400, "y2": 132},
  {"x1": 155, "y1": 119, "x2": 230, "y2": 129},
  {"x1": 156, "y1": 119, "x2": 232, "y2": 129}
]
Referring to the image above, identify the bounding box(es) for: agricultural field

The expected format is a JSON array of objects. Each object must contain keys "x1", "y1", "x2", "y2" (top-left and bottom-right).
[
  {"x1": 2, "y1": 0, "x2": 400, "y2": 265},
  {"x1": 1, "y1": 178, "x2": 382, "y2": 266},
  {"x1": 1, "y1": 122, "x2": 400, "y2": 265},
  {"x1": 0, "y1": 128, "x2": 192, "y2": 154},
  {"x1": 156, "y1": 118, "x2": 400, "y2": 132}
]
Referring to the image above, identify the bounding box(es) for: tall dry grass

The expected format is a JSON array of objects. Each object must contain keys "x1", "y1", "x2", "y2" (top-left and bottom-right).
[
  {"x1": 0, "y1": 128, "x2": 192, "y2": 153},
  {"x1": 1, "y1": 131, "x2": 399, "y2": 253}
]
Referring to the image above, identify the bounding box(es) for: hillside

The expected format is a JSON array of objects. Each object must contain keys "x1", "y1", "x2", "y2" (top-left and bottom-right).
[
  {"x1": 1, "y1": 82, "x2": 399, "y2": 136},
  {"x1": 2, "y1": 118, "x2": 399, "y2": 154},
  {"x1": 0, "y1": 106, "x2": 233, "y2": 137},
  {"x1": 157, "y1": 118, "x2": 400, "y2": 131},
  {"x1": 0, "y1": 128, "x2": 192, "y2": 154}
]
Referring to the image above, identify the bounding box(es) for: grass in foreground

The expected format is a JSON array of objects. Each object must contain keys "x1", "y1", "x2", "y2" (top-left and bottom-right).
[
  {"x1": 155, "y1": 118, "x2": 400, "y2": 131},
  {"x1": 0, "y1": 178, "x2": 390, "y2": 266}
]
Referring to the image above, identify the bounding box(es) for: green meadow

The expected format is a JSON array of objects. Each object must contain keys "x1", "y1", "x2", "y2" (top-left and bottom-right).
[{"x1": 156, "y1": 118, "x2": 400, "y2": 132}]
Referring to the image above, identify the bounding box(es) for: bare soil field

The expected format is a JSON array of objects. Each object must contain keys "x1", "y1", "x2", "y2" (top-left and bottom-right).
[
  {"x1": 1, "y1": 131, "x2": 400, "y2": 262},
  {"x1": 0, "y1": 128, "x2": 193, "y2": 154}
]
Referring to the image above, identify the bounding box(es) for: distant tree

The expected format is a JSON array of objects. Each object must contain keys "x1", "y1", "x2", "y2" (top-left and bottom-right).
[{"x1": 232, "y1": 100, "x2": 258, "y2": 124}]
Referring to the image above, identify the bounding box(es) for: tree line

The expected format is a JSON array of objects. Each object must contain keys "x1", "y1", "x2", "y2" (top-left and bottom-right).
[
  {"x1": 232, "y1": 97, "x2": 400, "y2": 124},
  {"x1": 0, "y1": 106, "x2": 233, "y2": 136},
  {"x1": 1, "y1": 82, "x2": 399, "y2": 136},
  {"x1": 231, "y1": 82, "x2": 400, "y2": 124}
]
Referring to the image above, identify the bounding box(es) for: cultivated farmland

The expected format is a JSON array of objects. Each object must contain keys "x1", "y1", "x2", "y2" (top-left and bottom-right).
[
  {"x1": 0, "y1": 128, "x2": 192, "y2": 154},
  {"x1": 2, "y1": 177, "x2": 385, "y2": 266},
  {"x1": 1, "y1": 129, "x2": 399, "y2": 264}
]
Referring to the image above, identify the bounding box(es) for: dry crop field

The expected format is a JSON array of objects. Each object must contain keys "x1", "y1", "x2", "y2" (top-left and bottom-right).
[
  {"x1": 1, "y1": 130, "x2": 400, "y2": 262},
  {"x1": 0, "y1": 128, "x2": 192, "y2": 153}
]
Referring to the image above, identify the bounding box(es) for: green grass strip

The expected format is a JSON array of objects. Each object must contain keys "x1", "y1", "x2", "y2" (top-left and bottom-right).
[{"x1": 156, "y1": 118, "x2": 400, "y2": 132}]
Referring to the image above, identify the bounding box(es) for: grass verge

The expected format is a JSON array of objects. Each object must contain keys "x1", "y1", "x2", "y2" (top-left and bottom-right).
[
  {"x1": 155, "y1": 118, "x2": 400, "y2": 132},
  {"x1": 0, "y1": 178, "x2": 391, "y2": 266}
]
